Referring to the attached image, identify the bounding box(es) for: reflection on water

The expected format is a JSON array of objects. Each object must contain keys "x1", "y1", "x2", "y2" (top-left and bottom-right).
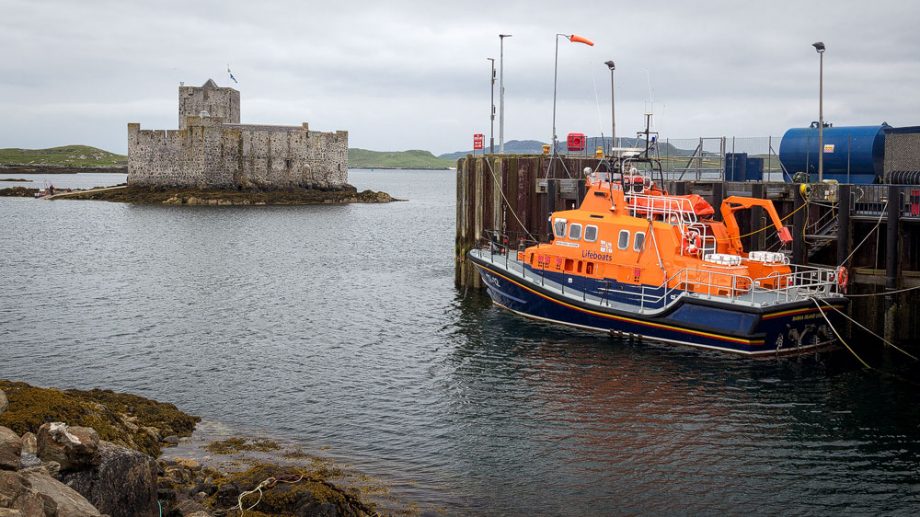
[{"x1": 1, "y1": 169, "x2": 918, "y2": 515}]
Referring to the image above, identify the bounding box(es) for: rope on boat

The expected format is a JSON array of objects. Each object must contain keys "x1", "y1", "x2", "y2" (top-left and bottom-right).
[
  {"x1": 483, "y1": 158, "x2": 538, "y2": 241},
  {"x1": 815, "y1": 297, "x2": 918, "y2": 361},
  {"x1": 810, "y1": 298, "x2": 873, "y2": 369}
]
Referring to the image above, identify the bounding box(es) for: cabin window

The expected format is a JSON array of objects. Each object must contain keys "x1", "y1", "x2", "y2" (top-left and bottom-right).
[
  {"x1": 577, "y1": 261, "x2": 583, "y2": 273},
  {"x1": 584, "y1": 225, "x2": 598, "y2": 242},
  {"x1": 586, "y1": 262, "x2": 595, "y2": 275},
  {"x1": 634, "y1": 232, "x2": 646, "y2": 251},
  {"x1": 553, "y1": 218, "x2": 567, "y2": 238},
  {"x1": 568, "y1": 223, "x2": 582, "y2": 240},
  {"x1": 617, "y1": 230, "x2": 630, "y2": 250}
]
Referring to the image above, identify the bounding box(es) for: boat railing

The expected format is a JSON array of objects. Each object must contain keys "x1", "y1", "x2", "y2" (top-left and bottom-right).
[
  {"x1": 625, "y1": 193, "x2": 698, "y2": 231},
  {"x1": 474, "y1": 239, "x2": 841, "y2": 310}
]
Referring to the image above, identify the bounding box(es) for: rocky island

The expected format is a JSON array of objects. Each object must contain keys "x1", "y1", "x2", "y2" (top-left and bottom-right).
[{"x1": 0, "y1": 380, "x2": 380, "y2": 516}]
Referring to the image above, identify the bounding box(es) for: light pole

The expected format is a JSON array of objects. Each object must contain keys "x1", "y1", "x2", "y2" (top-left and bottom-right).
[
  {"x1": 499, "y1": 34, "x2": 511, "y2": 154},
  {"x1": 488, "y1": 58, "x2": 496, "y2": 154},
  {"x1": 605, "y1": 60, "x2": 616, "y2": 154},
  {"x1": 813, "y1": 41, "x2": 826, "y2": 182}
]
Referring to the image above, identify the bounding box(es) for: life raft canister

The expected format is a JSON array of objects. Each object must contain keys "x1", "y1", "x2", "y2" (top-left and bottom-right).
[{"x1": 682, "y1": 229, "x2": 703, "y2": 256}]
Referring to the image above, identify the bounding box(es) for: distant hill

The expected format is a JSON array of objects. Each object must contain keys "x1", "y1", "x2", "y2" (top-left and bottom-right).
[
  {"x1": 438, "y1": 137, "x2": 700, "y2": 161},
  {"x1": 348, "y1": 148, "x2": 451, "y2": 170},
  {"x1": 0, "y1": 145, "x2": 127, "y2": 167}
]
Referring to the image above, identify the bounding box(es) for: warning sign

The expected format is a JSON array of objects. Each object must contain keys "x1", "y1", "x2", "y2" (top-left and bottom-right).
[{"x1": 823, "y1": 144, "x2": 835, "y2": 153}]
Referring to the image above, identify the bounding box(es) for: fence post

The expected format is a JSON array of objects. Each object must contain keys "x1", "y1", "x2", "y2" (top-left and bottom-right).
[
  {"x1": 884, "y1": 185, "x2": 900, "y2": 343},
  {"x1": 837, "y1": 184, "x2": 851, "y2": 267}
]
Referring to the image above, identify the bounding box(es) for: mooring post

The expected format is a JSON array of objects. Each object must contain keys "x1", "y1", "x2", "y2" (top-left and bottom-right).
[
  {"x1": 793, "y1": 185, "x2": 806, "y2": 264},
  {"x1": 837, "y1": 184, "x2": 851, "y2": 267},
  {"x1": 711, "y1": 182, "x2": 724, "y2": 221},
  {"x1": 545, "y1": 179, "x2": 557, "y2": 241},
  {"x1": 884, "y1": 184, "x2": 900, "y2": 343},
  {"x1": 751, "y1": 182, "x2": 765, "y2": 251}
]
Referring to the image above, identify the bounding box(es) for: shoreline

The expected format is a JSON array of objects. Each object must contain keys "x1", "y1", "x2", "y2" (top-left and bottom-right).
[{"x1": 0, "y1": 380, "x2": 385, "y2": 516}]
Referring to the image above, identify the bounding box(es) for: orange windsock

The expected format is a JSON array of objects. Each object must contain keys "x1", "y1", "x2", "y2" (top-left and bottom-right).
[{"x1": 568, "y1": 34, "x2": 594, "y2": 46}]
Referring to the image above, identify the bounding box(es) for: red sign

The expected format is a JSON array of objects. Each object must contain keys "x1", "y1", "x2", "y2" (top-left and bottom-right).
[
  {"x1": 567, "y1": 132, "x2": 586, "y2": 152},
  {"x1": 473, "y1": 133, "x2": 484, "y2": 150}
]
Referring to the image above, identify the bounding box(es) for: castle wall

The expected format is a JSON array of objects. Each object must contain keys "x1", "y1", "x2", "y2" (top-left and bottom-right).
[{"x1": 127, "y1": 120, "x2": 348, "y2": 189}]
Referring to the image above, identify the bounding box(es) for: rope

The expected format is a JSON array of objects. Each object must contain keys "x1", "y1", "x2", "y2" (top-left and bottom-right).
[
  {"x1": 811, "y1": 298, "x2": 872, "y2": 369},
  {"x1": 815, "y1": 298, "x2": 918, "y2": 361},
  {"x1": 483, "y1": 158, "x2": 537, "y2": 241},
  {"x1": 237, "y1": 474, "x2": 305, "y2": 515},
  {"x1": 838, "y1": 201, "x2": 887, "y2": 268},
  {"x1": 843, "y1": 284, "x2": 920, "y2": 297}
]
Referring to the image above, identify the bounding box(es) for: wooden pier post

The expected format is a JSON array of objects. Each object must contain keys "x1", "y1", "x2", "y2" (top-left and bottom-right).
[
  {"x1": 836, "y1": 184, "x2": 851, "y2": 267},
  {"x1": 885, "y1": 185, "x2": 901, "y2": 342}
]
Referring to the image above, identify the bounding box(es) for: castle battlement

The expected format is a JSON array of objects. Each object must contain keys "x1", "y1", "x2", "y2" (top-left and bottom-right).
[{"x1": 127, "y1": 79, "x2": 348, "y2": 190}]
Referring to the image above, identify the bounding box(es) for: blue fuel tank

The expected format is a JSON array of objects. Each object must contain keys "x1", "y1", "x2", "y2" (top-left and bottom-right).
[{"x1": 779, "y1": 124, "x2": 889, "y2": 183}]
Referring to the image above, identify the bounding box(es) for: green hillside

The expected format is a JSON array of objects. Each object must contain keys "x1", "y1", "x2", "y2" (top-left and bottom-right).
[
  {"x1": 348, "y1": 148, "x2": 451, "y2": 170},
  {"x1": 0, "y1": 145, "x2": 126, "y2": 167}
]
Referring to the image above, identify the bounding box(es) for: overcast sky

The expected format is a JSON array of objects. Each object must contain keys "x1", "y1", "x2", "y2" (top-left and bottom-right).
[{"x1": 2, "y1": 0, "x2": 919, "y2": 155}]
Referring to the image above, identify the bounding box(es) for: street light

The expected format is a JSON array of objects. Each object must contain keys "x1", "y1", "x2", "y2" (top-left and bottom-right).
[
  {"x1": 487, "y1": 58, "x2": 496, "y2": 154},
  {"x1": 604, "y1": 60, "x2": 616, "y2": 154},
  {"x1": 551, "y1": 33, "x2": 594, "y2": 156},
  {"x1": 813, "y1": 41, "x2": 826, "y2": 182},
  {"x1": 499, "y1": 34, "x2": 511, "y2": 154}
]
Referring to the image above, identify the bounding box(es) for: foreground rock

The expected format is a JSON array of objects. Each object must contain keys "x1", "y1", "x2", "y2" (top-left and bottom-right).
[
  {"x1": 57, "y1": 184, "x2": 395, "y2": 206},
  {"x1": 37, "y1": 424, "x2": 99, "y2": 473},
  {"x1": 59, "y1": 441, "x2": 157, "y2": 517},
  {"x1": 0, "y1": 427, "x2": 20, "y2": 471}
]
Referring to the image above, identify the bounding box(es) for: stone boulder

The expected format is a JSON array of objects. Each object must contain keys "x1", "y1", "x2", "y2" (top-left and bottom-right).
[
  {"x1": 59, "y1": 441, "x2": 157, "y2": 517},
  {"x1": 20, "y1": 470, "x2": 101, "y2": 516},
  {"x1": 36, "y1": 424, "x2": 99, "y2": 473},
  {"x1": 0, "y1": 428, "x2": 21, "y2": 472},
  {"x1": 0, "y1": 470, "x2": 49, "y2": 516},
  {"x1": 0, "y1": 390, "x2": 8, "y2": 416}
]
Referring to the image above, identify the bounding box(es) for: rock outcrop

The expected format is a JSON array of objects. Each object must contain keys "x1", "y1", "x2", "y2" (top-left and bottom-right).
[
  {"x1": 36, "y1": 425, "x2": 99, "y2": 473},
  {"x1": 0, "y1": 428, "x2": 20, "y2": 471},
  {"x1": 59, "y1": 441, "x2": 157, "y2": 517}
]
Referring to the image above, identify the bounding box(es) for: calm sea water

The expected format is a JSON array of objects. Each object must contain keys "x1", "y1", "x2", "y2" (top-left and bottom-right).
[{"x1": 2, "y1": 169, "x2": 919, "y2": 515}]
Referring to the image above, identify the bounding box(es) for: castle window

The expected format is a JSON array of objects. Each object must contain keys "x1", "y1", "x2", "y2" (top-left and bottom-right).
[{"x1": 285, "y1": 159, "x2": 292, "y2": 169}]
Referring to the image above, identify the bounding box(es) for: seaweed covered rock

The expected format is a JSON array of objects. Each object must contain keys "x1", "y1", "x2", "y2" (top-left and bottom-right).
[
  {"x1": 36, "y1": 424, "x2": 99, "y2": 473},
  {"x1": 0, "y1": 428, "x2": 20, "y2": 471},
  {"x1": 59, "y1": 441, "x2": 157, "y2": 517},
  {"x1": 0, "y1": 381, "x2": 199, "y2": 457}
]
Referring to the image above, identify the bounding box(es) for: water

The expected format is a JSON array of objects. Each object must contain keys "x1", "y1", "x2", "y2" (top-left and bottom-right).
[
  {"x1": 0, "y1": 172, "x2": 127, "y2": 190},
  {"x1": 1, "y1": 169, "x2": 919, "y2": 515}
]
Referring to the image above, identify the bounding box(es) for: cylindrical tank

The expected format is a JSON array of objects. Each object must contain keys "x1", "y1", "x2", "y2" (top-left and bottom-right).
[{"x1": 779, "y1": 124, "x2": 889, "y2": 182}]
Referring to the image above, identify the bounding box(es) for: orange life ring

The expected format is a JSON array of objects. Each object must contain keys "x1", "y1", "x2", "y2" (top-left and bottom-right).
[
  {"x1": 682, "y1": 230, "x2": 703, "y2": 256},
  {"x1": 836, "y1": 265, "x2": 849, "y2": 293}
]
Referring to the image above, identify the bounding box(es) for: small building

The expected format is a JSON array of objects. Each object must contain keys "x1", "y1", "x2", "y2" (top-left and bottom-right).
[{"x1": 127, "y1": 79, "x2": 348, "y2": 189}]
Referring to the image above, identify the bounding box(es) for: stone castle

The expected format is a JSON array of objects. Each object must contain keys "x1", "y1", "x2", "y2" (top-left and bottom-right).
[{"x1": 127, "y1": 79, "x2": 348, "y2": 189}]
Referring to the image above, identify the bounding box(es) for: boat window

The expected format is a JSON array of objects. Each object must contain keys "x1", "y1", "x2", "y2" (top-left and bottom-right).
[
  {"x1": 617, "y1": 230, "x2": 629, "y2": 250},
  {"x1": 577, "y1": 261, "x2": 583, "y2": 273},
  {"x1": 584, "y1": 225, "x2": 598, "y2": 242},
  {"x1": 586, "y1": 262, "x2": 595, "y2": 275},
  {"x1": 564, "y1": 258, "x2": 574, "y2": 272},
  {"x1": 634, "y1": 232, "x2": 646, "y2": 251},
  {"x1": 568, "y1": 223, "x2": 582, "y2": 240},
  {"x1": 553, "y1": 218, "x2": 567, "y2": 238}
]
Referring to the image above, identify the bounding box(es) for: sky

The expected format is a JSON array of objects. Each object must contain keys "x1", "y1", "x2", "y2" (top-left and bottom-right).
[{"x1": 1, "y1": 0, "x2": 919, "y2": 155}]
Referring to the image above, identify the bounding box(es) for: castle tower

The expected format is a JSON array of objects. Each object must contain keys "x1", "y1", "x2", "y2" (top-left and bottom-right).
[{"x1": 178, "y1": 79, "x2": 240, "y2": 129}]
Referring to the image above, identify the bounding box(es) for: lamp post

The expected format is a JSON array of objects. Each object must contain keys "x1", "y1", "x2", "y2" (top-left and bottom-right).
[
  {"x1": 604, "y1": 60, "x2": 616, "y2": 154},
  {"x1": 499, "y1": 34, "x2": 511, "y2": 154},
  {"x1": 813, "y1": 41, "x2": 826, "y2": 182},
  {"x1": 488, "y1": 58, "x2": 496, "y2": 154}
]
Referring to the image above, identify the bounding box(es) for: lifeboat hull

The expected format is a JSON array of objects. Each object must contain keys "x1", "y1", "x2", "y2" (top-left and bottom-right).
[{"x1": 471, "y1": 257, "x2": 847, "y2": 357}]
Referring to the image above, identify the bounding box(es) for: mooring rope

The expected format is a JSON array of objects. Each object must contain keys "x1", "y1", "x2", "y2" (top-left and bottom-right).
[
  {"x1": 237, "y1": 474, "x2": 305, "y2": 514},
  {"x1": 483, "y1": 158, "x2": 537, "y2": 241},
  {"x1": 815, "y1": 298, "x2": 918, "y2": 361},
  {"x1": 811, "y1": 298, "x2": 872, "y2": 369}
]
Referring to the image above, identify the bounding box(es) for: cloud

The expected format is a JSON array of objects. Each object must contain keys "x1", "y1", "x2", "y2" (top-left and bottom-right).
[{"x1": 1, "y1": 0, "x2": 918, "y2": 154}]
